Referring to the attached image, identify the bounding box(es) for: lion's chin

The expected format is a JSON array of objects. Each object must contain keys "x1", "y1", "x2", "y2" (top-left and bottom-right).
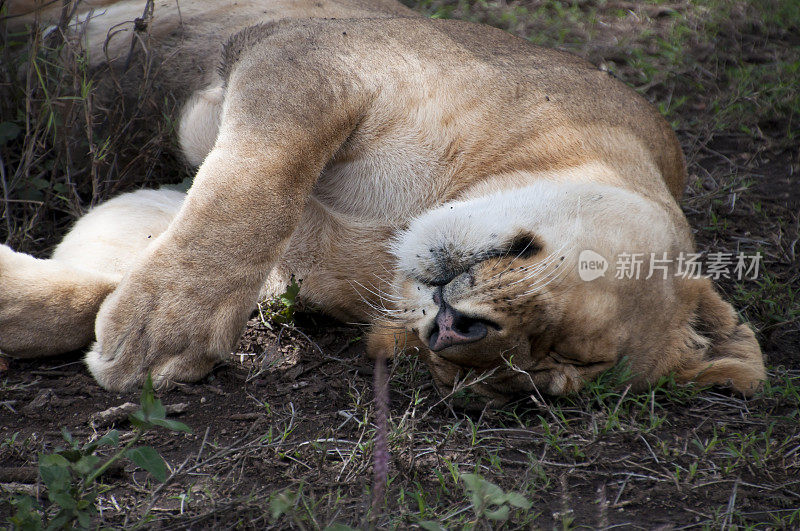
[
  {"x1": 419, "y1": 329, "x2": 522, "y2": 367},
  {"x1": 417, "y1": 334, "x2": 540, "y2": 394}
]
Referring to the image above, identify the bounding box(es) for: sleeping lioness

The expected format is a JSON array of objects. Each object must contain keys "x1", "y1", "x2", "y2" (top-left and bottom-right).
[{"x1": 1, "y1": 0, "x2": 765, "y2": 398}]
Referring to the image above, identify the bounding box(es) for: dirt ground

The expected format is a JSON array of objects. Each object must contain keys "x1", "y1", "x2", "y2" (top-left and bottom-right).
[
  {"x1": 2, "y1": 305, "x2": 799, "y2": 529},
  {"x1": 2, "y1": 0, "x2": 799, "y2": 529}
]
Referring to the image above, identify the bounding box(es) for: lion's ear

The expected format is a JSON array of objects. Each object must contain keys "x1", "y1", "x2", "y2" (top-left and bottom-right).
[{"x1": 675, "y1": 279, "x2": 766, "y2": 395}]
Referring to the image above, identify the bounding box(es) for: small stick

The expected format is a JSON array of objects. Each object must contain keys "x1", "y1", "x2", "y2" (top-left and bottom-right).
[{"x1": 371, "y1": 355, "x2": 390, "y2": 520}]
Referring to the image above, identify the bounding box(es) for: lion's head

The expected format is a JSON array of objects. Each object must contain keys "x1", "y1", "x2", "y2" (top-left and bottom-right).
[{"x1": 373, "y1": 178, "x2": 764, "y2": 399}]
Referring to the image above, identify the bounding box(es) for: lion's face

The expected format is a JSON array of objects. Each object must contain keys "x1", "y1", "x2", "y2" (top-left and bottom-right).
[{"x1": 389, "y1": 180, "x2": 684, "y2": 398}]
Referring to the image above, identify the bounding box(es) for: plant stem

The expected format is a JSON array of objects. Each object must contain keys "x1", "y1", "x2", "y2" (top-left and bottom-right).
[{"x1": 84, "y1": 429, "x2": 143, "y2": 487}]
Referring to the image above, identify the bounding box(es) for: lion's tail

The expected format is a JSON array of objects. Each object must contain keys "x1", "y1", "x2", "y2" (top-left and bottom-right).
[{"x1": 178, "y1": 85, "x2": 225, "y2": 167}]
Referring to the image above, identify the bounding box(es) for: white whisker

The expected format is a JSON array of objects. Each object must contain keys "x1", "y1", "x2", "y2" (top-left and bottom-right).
[
  {"x1": 348, "y1": 280, "x2": 405, "y2": 319},
  {"x1": 520, "y1": 262, "x2": 572, "y2": 297},
  {"x1": 349, "y1": 280, "x2": 403, "y2": 309},
  {"x1": 505, "y1": 242, "x2": 571, "y2": 287}
]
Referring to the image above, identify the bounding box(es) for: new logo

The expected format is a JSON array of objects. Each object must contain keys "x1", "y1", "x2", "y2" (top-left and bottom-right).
[{"x1": 578, "y1": 250, "x2": 608, "y2": 281}]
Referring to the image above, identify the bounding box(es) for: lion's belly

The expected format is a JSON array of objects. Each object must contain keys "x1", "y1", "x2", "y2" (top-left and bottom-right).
[
  {"x1": 275, "y1": 149, "x2": 441, "y2": 320},
  {"x1": 313, "y1": 144, "x2": 447, "y2": 222}
]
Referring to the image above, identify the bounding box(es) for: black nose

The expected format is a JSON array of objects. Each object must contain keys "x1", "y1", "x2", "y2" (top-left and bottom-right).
[{"x1": 428, "y1": 293, "x2": 488, "y2": 352}]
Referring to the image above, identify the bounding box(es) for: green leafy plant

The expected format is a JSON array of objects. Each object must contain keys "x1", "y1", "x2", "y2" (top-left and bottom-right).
[
  {"x1": 269, "y1": 486, "x2": 300, "y2": 522},
  {"x1": 258, "y1": 276, "x2": 302, "y2": 326},
  {"x1": 460, "y1": 472, "x2": 532, "y2": 525},
  {"x1": 6, "y1": 375, "x2": 191, "y2": 530},
  {"x1": 278, "y1": 276, "x2": 302, "y2": 322}
]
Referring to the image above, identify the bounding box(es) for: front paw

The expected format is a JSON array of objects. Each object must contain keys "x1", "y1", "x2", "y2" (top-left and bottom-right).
[{"x1": 84, "y1": 267, "x2": 253, "y2": 391}]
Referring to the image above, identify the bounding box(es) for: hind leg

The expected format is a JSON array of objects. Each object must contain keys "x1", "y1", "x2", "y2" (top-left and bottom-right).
[
  {"x1": 0, "y1": 246, "x2": 118, "y2": 358},
  {"x1": 52, "y1": 189, "x2": 186, "y2": 276},
  {"x1": 0, "y1": 189, "x2": 185, "y2": 358}
]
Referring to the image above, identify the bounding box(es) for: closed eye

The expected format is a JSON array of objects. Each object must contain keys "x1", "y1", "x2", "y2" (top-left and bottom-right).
[
  {"x1": 485, "y1": 232, "x2": 542, "y2": 261},
  {"x1": 507, "y1": 233, "x2": 542, "y2": 259},
  {"x1": 414, "y1": 232, "x2": 543, "y2": 286}
]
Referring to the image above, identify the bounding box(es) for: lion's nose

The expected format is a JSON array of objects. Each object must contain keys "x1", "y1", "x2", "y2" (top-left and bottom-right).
[{"x1": 428, "y1": 289, "x2": 488, "y2": 352}]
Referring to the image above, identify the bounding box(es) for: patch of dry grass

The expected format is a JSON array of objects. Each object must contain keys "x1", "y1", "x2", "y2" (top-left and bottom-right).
[{"x1": 0, "y1": 2, "x2": 186, "y2": 254}]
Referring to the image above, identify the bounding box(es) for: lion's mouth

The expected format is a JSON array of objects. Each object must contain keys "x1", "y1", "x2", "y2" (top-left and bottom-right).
[{"x1": 427, "y1": 288, "x2": 500, "y2": 352}]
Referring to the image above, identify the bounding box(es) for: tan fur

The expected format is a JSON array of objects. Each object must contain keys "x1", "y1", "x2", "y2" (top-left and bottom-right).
[
  {"x1": 0, "y1": 245, "x2": 117, "y2": 358},
  {"x1": 2, "y1": 0, "x2": 764, "y2": 396}
]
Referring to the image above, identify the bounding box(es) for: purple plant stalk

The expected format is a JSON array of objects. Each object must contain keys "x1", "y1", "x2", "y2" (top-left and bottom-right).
[{"x1": 371, "y1": 354, "x2": 390, "y2": 517}]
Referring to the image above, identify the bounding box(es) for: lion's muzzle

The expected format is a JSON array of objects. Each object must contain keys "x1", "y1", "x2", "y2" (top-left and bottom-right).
[{"x1": 427, "y1": 286, "x2": 498, "y2": 352}]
